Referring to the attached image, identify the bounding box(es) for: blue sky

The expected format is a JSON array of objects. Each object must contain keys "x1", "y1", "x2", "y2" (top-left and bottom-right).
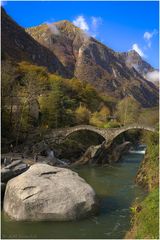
[{"x1": 3, "y1": 1, "x2": 159, "y2": 68}]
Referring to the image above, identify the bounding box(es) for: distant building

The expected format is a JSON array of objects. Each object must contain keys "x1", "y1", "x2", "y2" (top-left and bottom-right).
[{"x1": 107, "y1": 115, "x2": 117, "y2": 121}]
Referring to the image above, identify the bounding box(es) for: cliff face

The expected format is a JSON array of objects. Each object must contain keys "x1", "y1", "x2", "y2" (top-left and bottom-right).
[
  {"x1": 2, "y1": 7, "x2": 159, "y2": 107},
  {"x1": 26, "y1": 20, "x2": 90, "y2": 76},
  {"x1": 1, "y1": 8, "x2": 68, "y2": 77}
]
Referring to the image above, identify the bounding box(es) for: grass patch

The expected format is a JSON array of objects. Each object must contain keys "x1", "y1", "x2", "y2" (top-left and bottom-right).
[{"x1": 134, "y1": 188, "x2": 159, "y2": 239}]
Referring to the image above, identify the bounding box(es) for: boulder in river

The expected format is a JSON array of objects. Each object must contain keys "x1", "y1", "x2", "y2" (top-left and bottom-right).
[{"x1": 4, "y1": 163, "x2": 98, "y2": 221}]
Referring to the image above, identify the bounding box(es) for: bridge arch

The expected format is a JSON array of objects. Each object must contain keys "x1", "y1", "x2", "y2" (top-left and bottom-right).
[
  {"x1": 107, "y1": 125, "x2": 156, "y2": 143},
  {"x1": 63, "y1": 125, "x2": 107, "y2": 142}
]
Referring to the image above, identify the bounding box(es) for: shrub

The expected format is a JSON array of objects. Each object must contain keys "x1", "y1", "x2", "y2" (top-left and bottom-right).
[{"x1": 75, "y1": 105, "x2": 91, "y2": 124}]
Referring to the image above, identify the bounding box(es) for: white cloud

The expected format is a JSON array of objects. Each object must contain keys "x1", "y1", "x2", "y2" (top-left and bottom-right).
[
  {"x1": 145, "y1": 70, "x2": 159, "y2": 83},
  {"x1": 144, "y1": 30, "x2": 157, "y2": 40},
  {"x1": 44, "y1": 20, "x2": 60, "y2": 35},
  {"x1": 72, "y1": 15, "x2": 103, "y2": 39},
  {"x1": 48, "y1": 23, "x2": 60, "y2": 35},
  {"x1": 73, "y1": 16, "x2": 89, "y2": 31},
  {"x1": 90, "y1": 16, "x2": 103, "y2": 37},
  {"x1": 147, "y1": 41, "x2": 151, "y2": 48},
  {"x1": 132, "y1": 43, "x2": 145, "y2": 57},
  {"x1": 91, "y1": 16, "x2": 102, "y2": 30},
  {"x1": 144, "y1": 32, "x2": 152, "y2": 40},
  {"x1": 143, "y1": 30, "x2": 158, "y2": 48}
]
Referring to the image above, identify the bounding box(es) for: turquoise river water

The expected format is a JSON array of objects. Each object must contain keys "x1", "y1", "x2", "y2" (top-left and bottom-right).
[{"x1": 1, "y1": 148, "x2": 146, "y2": 239}]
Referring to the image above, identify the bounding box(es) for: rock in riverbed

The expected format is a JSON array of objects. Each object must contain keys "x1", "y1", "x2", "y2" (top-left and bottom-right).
[
  {"x1": 1, "y1": 160, "x2": 29, "y2": 183},
  {"x1": 74, "y1": 141, "x2": 131, "y2": 166},
  {"x1": 4, "y1": 163, "x2": 98, "y2": 221}
]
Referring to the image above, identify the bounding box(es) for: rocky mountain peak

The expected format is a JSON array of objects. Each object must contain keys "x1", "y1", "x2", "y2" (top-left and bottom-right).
[
  {"x1": 55, "y1": 20, "x2": 79, "y2": 31},
  {"x1": 119, "y1": 49, "x2": 154, "y2": 74},
  {"x1": 128, "y1": 49, "x2": 141, "y2": 57}
]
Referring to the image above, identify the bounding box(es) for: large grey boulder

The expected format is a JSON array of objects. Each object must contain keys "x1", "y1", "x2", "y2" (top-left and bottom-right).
[{"x1": 4, "y1": 163, "x2": 98, "y2": 221}]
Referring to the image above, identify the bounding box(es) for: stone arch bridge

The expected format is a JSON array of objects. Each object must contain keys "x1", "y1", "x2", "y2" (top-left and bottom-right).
[{"x1": 44, "y1": 124, "x2": 155, "y2": 145}]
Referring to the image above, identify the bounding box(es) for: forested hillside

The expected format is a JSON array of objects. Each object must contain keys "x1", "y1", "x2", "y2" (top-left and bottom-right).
[{"x1": 2, "y1": 60, "x2": 158, "y2": 150}]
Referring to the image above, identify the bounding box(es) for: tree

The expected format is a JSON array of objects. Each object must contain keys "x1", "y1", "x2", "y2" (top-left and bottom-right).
[
  {"x1": 90, "y1": 112, "x2": 102, "y2": 127},
  {"x1": 99, "y1": 106, "x2": 110, "y2": 121},
  {"x1": 116, "y1": 96, "x2": 141, "y2": 125},
  {"x1": 40, "y1": 79, "x2": 76, "y2": 128},
  {"x1": 1, "y1": 60, "x2": 18, "y2": 132},
  {"x1": 39, "y1": 80, "x2": 63, "y2": 128},
  {"x1": 75, "y1": 105, "x2": 91, "y2": 124},
  {"x1": 80, "y1": 84, "x2": 100, "y2": 111},
  {"x1": 90, "y1": 106, "x2": 110, "y2": 127},
  {"x1": 14, "y1": 62, "x2": 49, "y2": 145},
  {"x1": 138, "y1": 107, "x2": 159, "y2": 127}
]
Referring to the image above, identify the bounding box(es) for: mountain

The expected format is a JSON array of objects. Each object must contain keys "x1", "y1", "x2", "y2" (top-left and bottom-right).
[
  {"x1": 119, "y1": 50, "x2": 159, "y2": 86},
  {"x1": 119, "y1": 50, "x2": 154, "y2": 76},
  {"x1": 2, "y1": 8, "x2": 158, "y2": 107},
  {"x1": 26, "y1": 21, "x2": 158, "y2": 107},
  {"x1": 1, "y1": 8, "x2": 68, "y2": 77}
]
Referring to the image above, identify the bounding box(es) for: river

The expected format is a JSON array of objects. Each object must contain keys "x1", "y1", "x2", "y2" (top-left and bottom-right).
[{"x1": 1, "y1": 147, "x2": 146, "y2": 239}]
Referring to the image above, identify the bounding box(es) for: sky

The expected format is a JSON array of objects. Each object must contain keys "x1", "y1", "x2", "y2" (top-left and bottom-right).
[{"x1": 2, "y1": 1, "x2": 159, "y2": 69}]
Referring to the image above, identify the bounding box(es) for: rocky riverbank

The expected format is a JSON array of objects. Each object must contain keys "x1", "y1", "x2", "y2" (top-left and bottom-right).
[
  {"x1": 72, "y1": 141, "x2": 131, "y2": 166},
  {"x1": 1, "y1": 139, "x2": 132, "y2": 202},
  {"x1": 125, "y1": 131, "x2": 159, "y2": 239},
  {"x1": 1, "y1": 159, "x2": 29, "y2": 200}
]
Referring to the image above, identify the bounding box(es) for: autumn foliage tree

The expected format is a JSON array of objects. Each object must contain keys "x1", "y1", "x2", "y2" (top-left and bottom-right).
[
  {"x1": 75, "y1": 105, "x2": 91, "y2": 124},
  {"x1": 116, "y1": 96, "x2": 141, "y2": 125},
  {"x1": 90, "y1": 106, "x2": 110, "y2": 127}
]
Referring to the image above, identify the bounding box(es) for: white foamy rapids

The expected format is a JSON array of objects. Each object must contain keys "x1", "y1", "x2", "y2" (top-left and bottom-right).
[{"x1": 129, "y1": 149, "x2": 146, "y2": 154}]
